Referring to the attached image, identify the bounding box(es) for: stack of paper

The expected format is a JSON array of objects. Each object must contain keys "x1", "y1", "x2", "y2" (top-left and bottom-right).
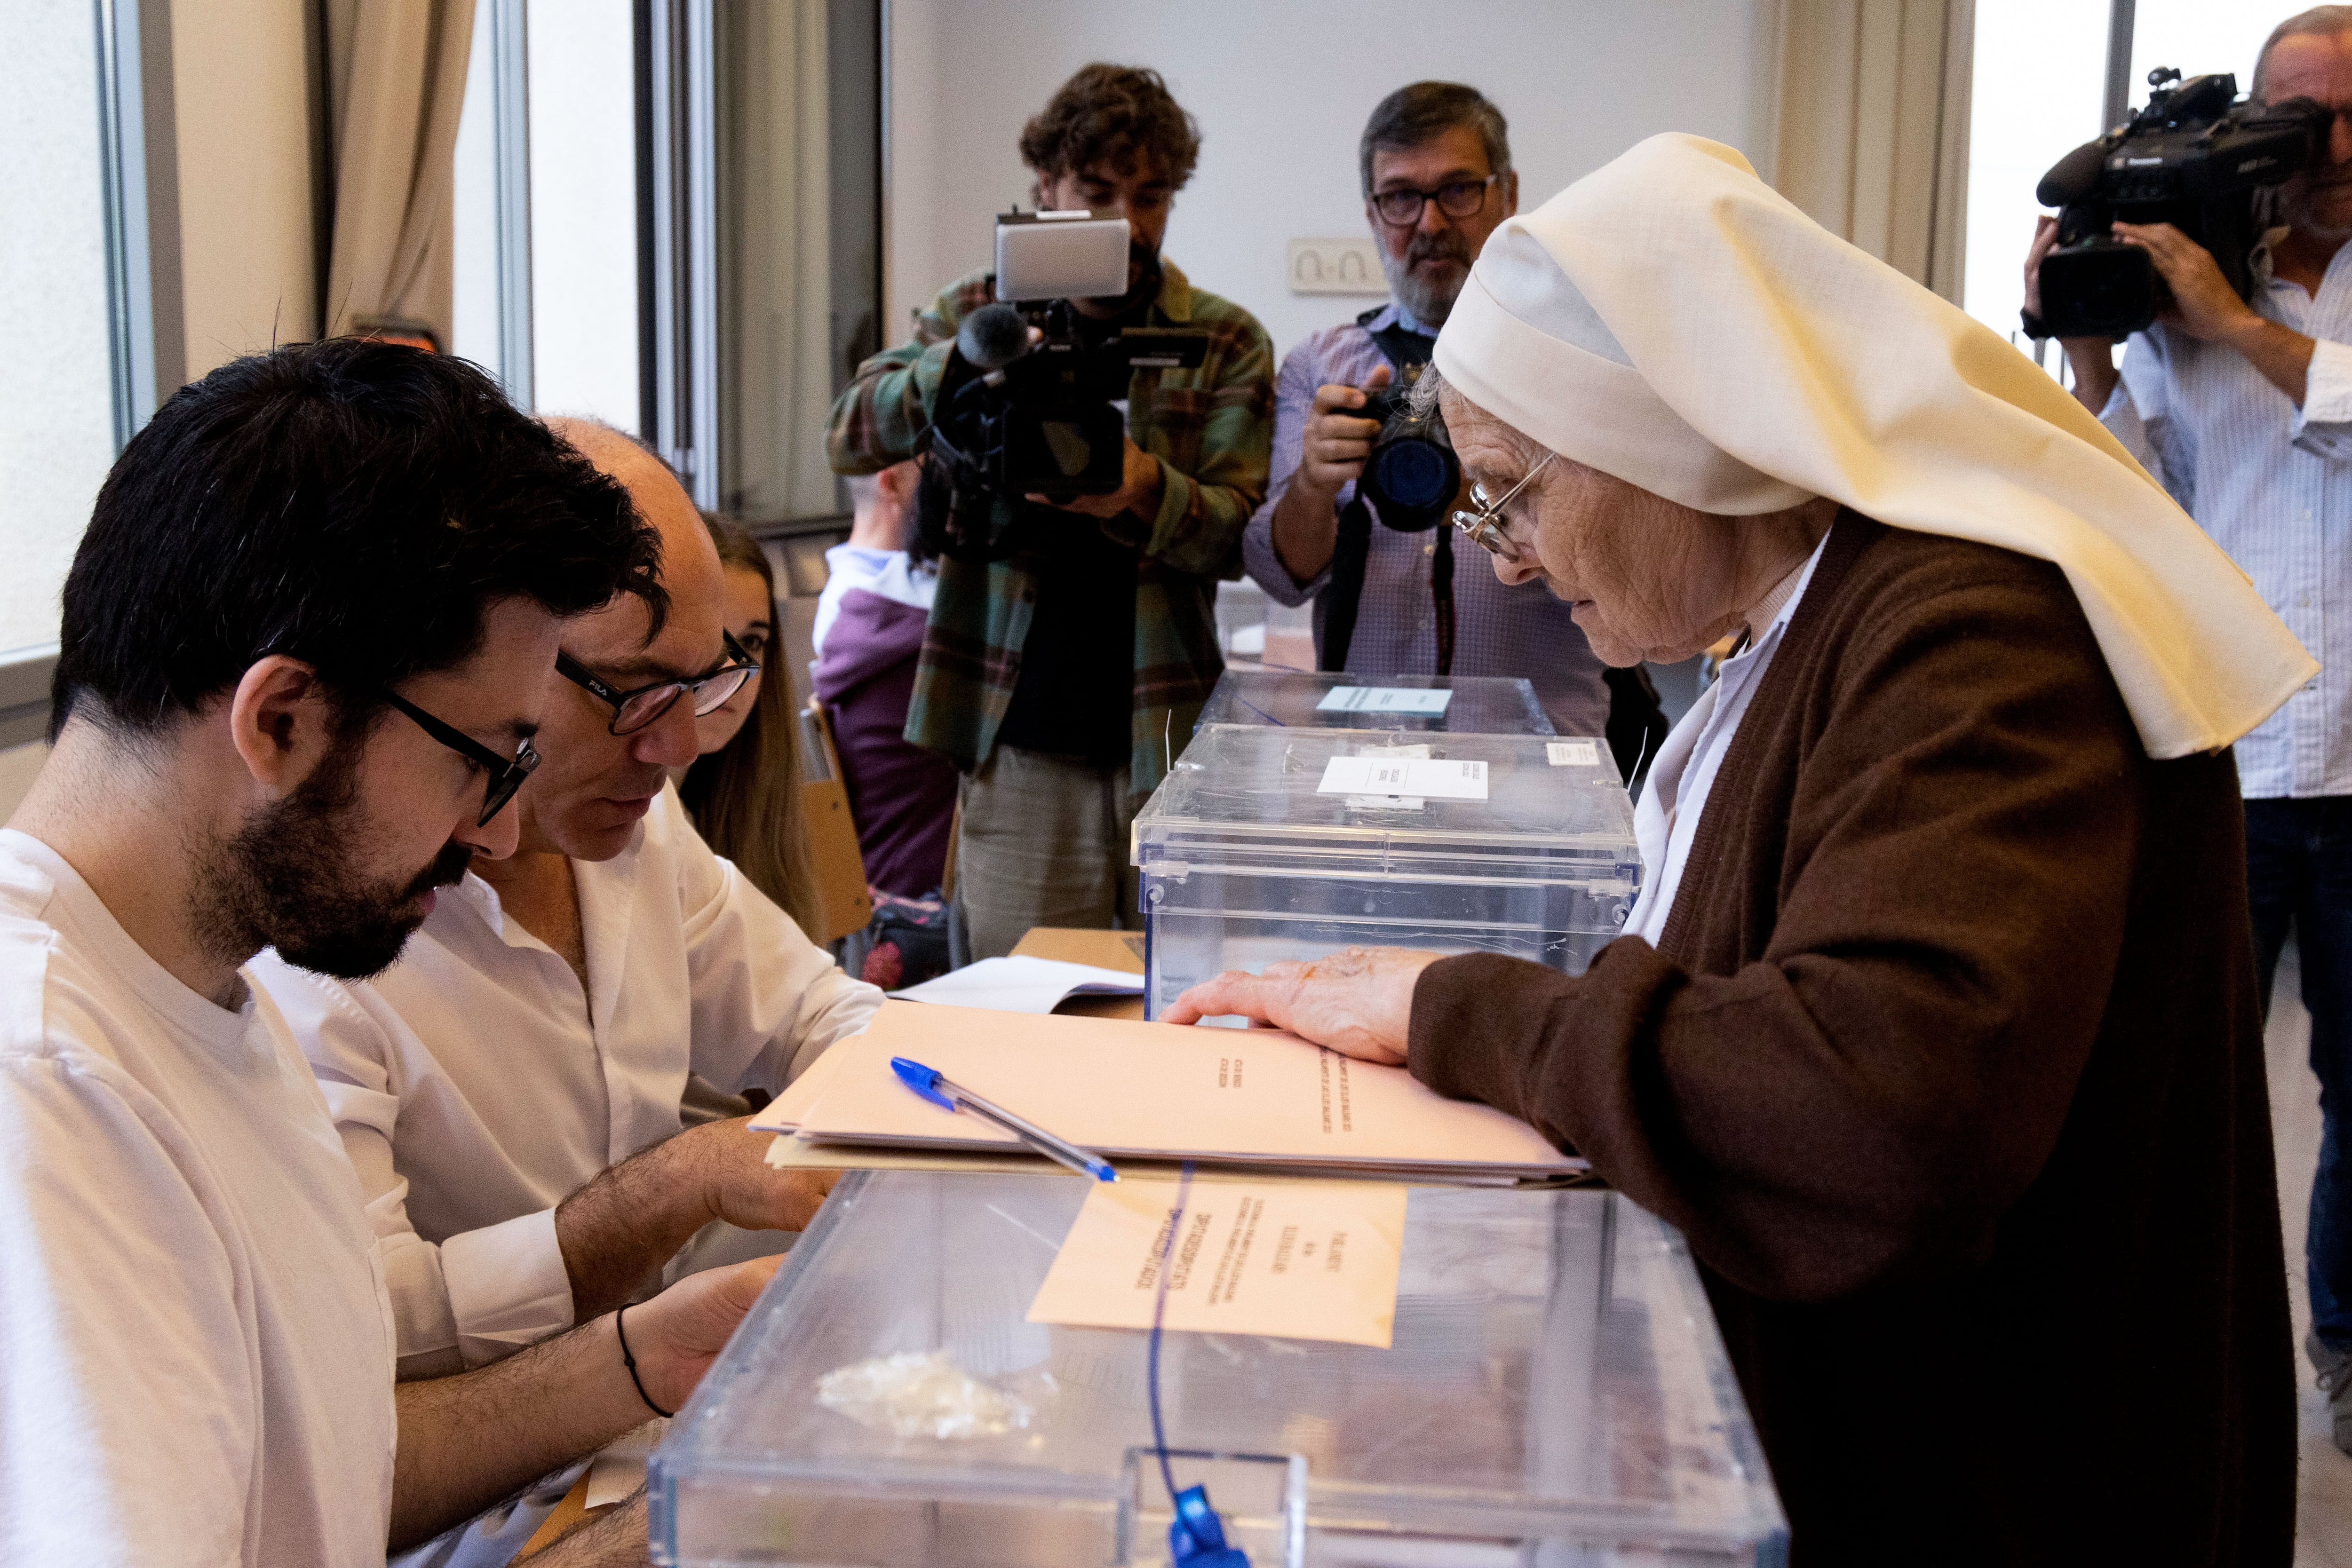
[
  {"x1": 889, "y1": 954, "x2": 1144, "y2": 1014},
  {"x1": 756, "y1": 1001, "x2": 1583, "y2": 1184}
]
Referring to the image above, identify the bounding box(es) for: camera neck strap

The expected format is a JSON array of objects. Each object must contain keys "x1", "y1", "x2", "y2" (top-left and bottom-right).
[{"x1": 1318, "y1": 308, "x2": 1453, "y2": 676}]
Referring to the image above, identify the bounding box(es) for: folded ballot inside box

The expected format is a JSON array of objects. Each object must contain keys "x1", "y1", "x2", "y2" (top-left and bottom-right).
[
  {"x1": 1133, "y1": 725, "x2": 1640, "y2": 1022},
  {"x1": 1194, "y1": 668, "x2": 1561, "y2": 737}
]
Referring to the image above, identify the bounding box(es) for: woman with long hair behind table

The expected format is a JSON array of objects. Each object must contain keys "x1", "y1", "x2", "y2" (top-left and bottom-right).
[{"x1": 681, "y1": 514, "x2": 822, "y2": 937}]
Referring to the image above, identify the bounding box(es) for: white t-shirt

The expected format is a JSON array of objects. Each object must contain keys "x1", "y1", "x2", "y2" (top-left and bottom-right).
[
  {"x1": 1625, "y1": 535, "x2": 1828, "y2": 946},
  {"x1": 250, "y1": 784, "x2": 881, "y2": 1377},
  {"x1": 812, "y1": 544, "x2": 937, "y2": 657},
  {"x1": 0, "y1": 829, "x2": 396, "y2": 1567}
]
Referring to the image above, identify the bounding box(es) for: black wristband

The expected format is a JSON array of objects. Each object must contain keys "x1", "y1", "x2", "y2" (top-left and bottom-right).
[{"x1": 614, "y1": 1303, "x2": 675, "y2": 1419}]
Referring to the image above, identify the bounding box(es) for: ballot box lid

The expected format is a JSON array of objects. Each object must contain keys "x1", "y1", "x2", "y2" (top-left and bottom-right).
[
  {"x1": 1134, "y1": 724, "x2": 1635, "y2": 868},
  {"x1": 1195, "y1": 670, "x2": 1557, "y2": 736},
  {"x1": 649, "y1": 1172, "x2": 1787, "y2": 1567}
]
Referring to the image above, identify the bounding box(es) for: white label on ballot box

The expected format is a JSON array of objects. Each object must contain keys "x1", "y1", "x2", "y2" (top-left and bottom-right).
[
  {"x1": 1317, "y1": 756, "x2": 1488, "y2": 800},
  {"x1": 1315, "y1": 685, "x2": 1453, "y2": 716},
  {"x1": 1547, "y1": 740, "x2": 1600, "y2": 766}
]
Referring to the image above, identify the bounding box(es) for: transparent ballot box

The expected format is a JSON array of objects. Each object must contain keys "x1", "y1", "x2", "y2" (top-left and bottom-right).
[
  {"x1": 649, "y1": 1172, "x2": 1787, "y2": 1566},
  {"x1": 1132, "y1": 725, "x2": 1638, "y2": 1020},
  {"x1": 1195, "y1": 670, "x2": 1556, "y2": 736}
]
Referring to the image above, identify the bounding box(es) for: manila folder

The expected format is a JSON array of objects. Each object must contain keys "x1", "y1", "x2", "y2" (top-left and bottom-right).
[{"x1": 789, "y1": 1001, "x2": 1582, "y2": 1180}]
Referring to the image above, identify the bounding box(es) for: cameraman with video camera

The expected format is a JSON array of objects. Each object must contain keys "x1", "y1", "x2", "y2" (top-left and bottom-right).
[
  {"x1": 827, "y1": 63, "x2": 1273, "y2": 960},
  {"x1": 1241, "y1": 83, "x2": 1633, "y2": 755},
  {"x1": 2025, "y1": 5, "x2": 2352, "y2": 1456}
]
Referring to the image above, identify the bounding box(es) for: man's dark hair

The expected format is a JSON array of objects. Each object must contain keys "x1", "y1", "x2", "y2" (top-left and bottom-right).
[
  {"x1": 1019, "y1": 63, "x2": 1201, "y2": 190},
  {"x1": 1359, "y1": 82, "x2": 1511, "y2": 198},
  {"x1": 2255, "y1": 7, "x2": 2352, "y2": 100},
  {"x1": 52, "y1": 338, "x2": 665, "y2": 740}
]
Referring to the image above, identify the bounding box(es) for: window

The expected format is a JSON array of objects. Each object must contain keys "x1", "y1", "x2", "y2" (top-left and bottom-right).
[
  {"x1": 1962, "y1": 2, "x2": 2288, "y2": 378},
  {"x1": 0, "y1": 0, "x2": 121, "y2": 661}
]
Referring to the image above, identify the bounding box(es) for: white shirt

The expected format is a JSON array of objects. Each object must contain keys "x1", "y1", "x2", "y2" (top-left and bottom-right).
[
  {"x1": 0, "y1": 830, "x2": 395, "y2": 1567},
  {"x1": 250, "y1": 786, "x2": 882, "y2": 1377},
  {"x1": 2100, "y1": 228, "x2": 2352, "y2": 798},
  {"x1": 812, "y1": 544, "x2": 937, "y2": 657},
  {"x1": 1625, "y1": 537, "x2": 1828, "y2": 946}
]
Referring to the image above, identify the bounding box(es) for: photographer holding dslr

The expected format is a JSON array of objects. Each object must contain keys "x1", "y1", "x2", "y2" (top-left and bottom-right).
[
  {"x1": 2025, "y1": 5, "x2": 2352, "y2": 1455},
  {"x1": 828, "y1": 64, "x2": 1273, "y2": 960},
  {"x1": 1241, "y1": 83, "x2": 1624, "y2": 750}
]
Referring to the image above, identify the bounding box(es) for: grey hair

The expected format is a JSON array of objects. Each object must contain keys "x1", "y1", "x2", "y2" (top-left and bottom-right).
[
  {"x1": 1408, "y1": 364, "x2": 1551, "y2": 468},
  {"x1": 1359, "y1": 82, "x2": 1510, "y2": 198},
  {"x1": 2255, "y1": 7, "x2": 2352, "y2": 100}
]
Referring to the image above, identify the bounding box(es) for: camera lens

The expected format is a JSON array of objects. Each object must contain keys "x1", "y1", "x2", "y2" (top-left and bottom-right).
[{"x1": 1367, "y1": 440, "x2": 1456, "y2": 512}]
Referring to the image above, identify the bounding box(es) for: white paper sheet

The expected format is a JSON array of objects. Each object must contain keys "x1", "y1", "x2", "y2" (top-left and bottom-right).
[
  {"x1": 1314, "y1": 685, "x2": 1454, "y2": 716},
  {"x1": 890, "y1": 955, "x2": 1146, "y2": 1014}
]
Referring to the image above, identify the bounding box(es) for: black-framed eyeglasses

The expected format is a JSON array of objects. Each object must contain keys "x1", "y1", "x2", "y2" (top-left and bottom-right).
[
  {"x1": 1369, "y1": 173, "x2": 1502, "y2": 228},
  {"x1": 380, "y1": 690, "x2": 541, "y2": 826},
  {"x1": 1448, "y1": 453, "x2": 1555, "y2": 561},
  {"x1": 557, "y1": 628, "x2": 760, "y2": 736}
]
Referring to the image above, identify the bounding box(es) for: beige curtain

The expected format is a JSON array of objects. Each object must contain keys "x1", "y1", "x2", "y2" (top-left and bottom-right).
[
  {"x1": 321, "y1": 0, "x2": 476, "y2": 345},
  {"x1": 1760, "y1": 0, "x2": 1975, "y2": 303},
  {"x1": 719, "y1": 0, "x2": 837, "y2": 521}
]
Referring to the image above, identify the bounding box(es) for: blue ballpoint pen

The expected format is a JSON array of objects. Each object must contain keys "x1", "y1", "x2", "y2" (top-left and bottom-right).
[{"x1": 889, "y1": 1056, "x2": 1119, "y2": 1182}]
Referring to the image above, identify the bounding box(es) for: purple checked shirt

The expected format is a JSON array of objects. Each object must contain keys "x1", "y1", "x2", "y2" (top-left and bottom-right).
[{"x1": 1239, "y1": 301, "x2": 1612, "y2": 735}]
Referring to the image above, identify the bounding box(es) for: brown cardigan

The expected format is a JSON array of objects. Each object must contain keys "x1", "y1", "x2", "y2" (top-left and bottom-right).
[{"x1": 1410, "y1": 515, "x2": 2294, "y2": 1566}]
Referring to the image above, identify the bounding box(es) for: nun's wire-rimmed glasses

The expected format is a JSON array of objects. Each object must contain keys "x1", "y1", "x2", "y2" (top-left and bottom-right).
[{"x1": 1449, "y1": 452, "x2": 1555, "y2": 562}]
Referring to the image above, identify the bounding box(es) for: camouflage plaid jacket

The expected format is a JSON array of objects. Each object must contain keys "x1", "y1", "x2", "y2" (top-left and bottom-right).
[{"x1": 825, "y1": 260, "x2": 1274, "y2": 798}]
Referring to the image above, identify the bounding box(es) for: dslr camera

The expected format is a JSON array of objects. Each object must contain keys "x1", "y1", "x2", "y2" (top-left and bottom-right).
[
  {"x1": 1354, "y1": 368, "x2": 1460, "y2": 532},
  {"x1": 2034, "y1": 67, "x2": 2326, "y2": 340},
  {"x1": 927, "y1": 211, "x2": 1207, "y2": 503}
]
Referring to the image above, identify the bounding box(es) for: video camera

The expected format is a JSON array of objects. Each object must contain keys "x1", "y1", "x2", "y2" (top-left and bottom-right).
[
  {"x1": 927, "y1": 211, "x2": 1208, "y2": 503},
  {"x1": 2034, "y1": 67, "x2": 2327, "y2": 340}
]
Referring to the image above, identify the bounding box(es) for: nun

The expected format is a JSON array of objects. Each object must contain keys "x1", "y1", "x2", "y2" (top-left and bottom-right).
[{"x1": 1166, "y1": 135, "x2": 2309, "y2": 1565}]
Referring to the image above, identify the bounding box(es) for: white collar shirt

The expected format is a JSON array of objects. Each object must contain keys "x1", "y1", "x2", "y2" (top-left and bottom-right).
[
  {"x1": 250, "y1": 784, "x2": 882, "y2": 1376},
  {"x1": 1624, "y1": 535, "x2": 1828, "y2": 946},
  {"x1": 2102, "y1": 227, "x2": 2352, "y2": 797},
  {"x1": 0, "y1": 830, "x2": 395, "y2": 1566}
]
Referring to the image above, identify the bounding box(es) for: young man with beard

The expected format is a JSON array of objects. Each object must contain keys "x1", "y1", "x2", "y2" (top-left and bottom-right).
[
  {"x1": 2026, "y1": 6, "x2": 2352, "y2": 1455},
  {"x1": 827, "y1": 63, "x2": 1275, "y2": 959},
  {"x1": 1241, "y1": 82, "x2": 1634, "y2": 753},
  {"x1": 0, "y1": 341, "x2": 771, "y2": 1567},
  {"x1": 251, "y1": 419, "x2": 882, "y2": 1387}
]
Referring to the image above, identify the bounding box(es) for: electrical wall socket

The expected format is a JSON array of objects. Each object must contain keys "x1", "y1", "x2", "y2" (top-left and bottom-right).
[{"x1": 1287, "y1": 237, "x2": 1388, "y2": 295}]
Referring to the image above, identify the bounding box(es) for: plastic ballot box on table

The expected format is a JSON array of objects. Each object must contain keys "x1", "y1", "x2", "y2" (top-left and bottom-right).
[
  {"x1": 1130, "y1": 724, "x2": 1638, "y2": 1022},
  {"x1": 648, "y1": 1172, "x2": 1787, "y2": 1567},
  {"x1": 1195, "y1": 669, "x2": 1557, "y2": 737}
]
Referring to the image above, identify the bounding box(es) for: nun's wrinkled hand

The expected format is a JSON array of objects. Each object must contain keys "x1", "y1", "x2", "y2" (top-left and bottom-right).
[{"x1": 1160, "y1": 946, "x2": 1442, "y2": 1067}]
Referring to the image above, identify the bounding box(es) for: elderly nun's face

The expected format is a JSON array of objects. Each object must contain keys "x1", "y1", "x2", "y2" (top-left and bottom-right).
[{"x1": 1441, "y1": 387, "x2": 1831, "y2": 667}]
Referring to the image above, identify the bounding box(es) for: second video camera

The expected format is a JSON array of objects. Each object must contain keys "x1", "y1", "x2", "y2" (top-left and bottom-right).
[
  {"x1": 931, "y1": 211, "x2": 1207, "y2": 501},
  {"x1": 2035, "y1": 68, "x2": 2326, "y2": 339},
  {"x1": 1355, "y1": 370, "x2": 1459, "y2": 532}
]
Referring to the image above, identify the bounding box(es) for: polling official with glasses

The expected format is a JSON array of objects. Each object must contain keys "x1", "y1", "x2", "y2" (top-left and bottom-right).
[
  {"x1": 250, "y1": 418, "x2": 883, "y2": 1409},
  {"x1": 1240, "y1": 81, "x2": 1659, "y2": 766}
]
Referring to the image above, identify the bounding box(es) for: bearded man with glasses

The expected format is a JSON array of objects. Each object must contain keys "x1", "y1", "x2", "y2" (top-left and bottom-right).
[
  {"x1": 251, "y1": 417, "x2": 883, "y2": 1430},
  {"x1": 1241, "y1": 81, "x2": 1659, "y2": 766}
]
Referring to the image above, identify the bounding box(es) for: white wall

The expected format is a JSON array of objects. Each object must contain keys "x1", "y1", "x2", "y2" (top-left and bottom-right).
[{"x1": 886, "y1": 0, "x2": 1775, "y2": 359}]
